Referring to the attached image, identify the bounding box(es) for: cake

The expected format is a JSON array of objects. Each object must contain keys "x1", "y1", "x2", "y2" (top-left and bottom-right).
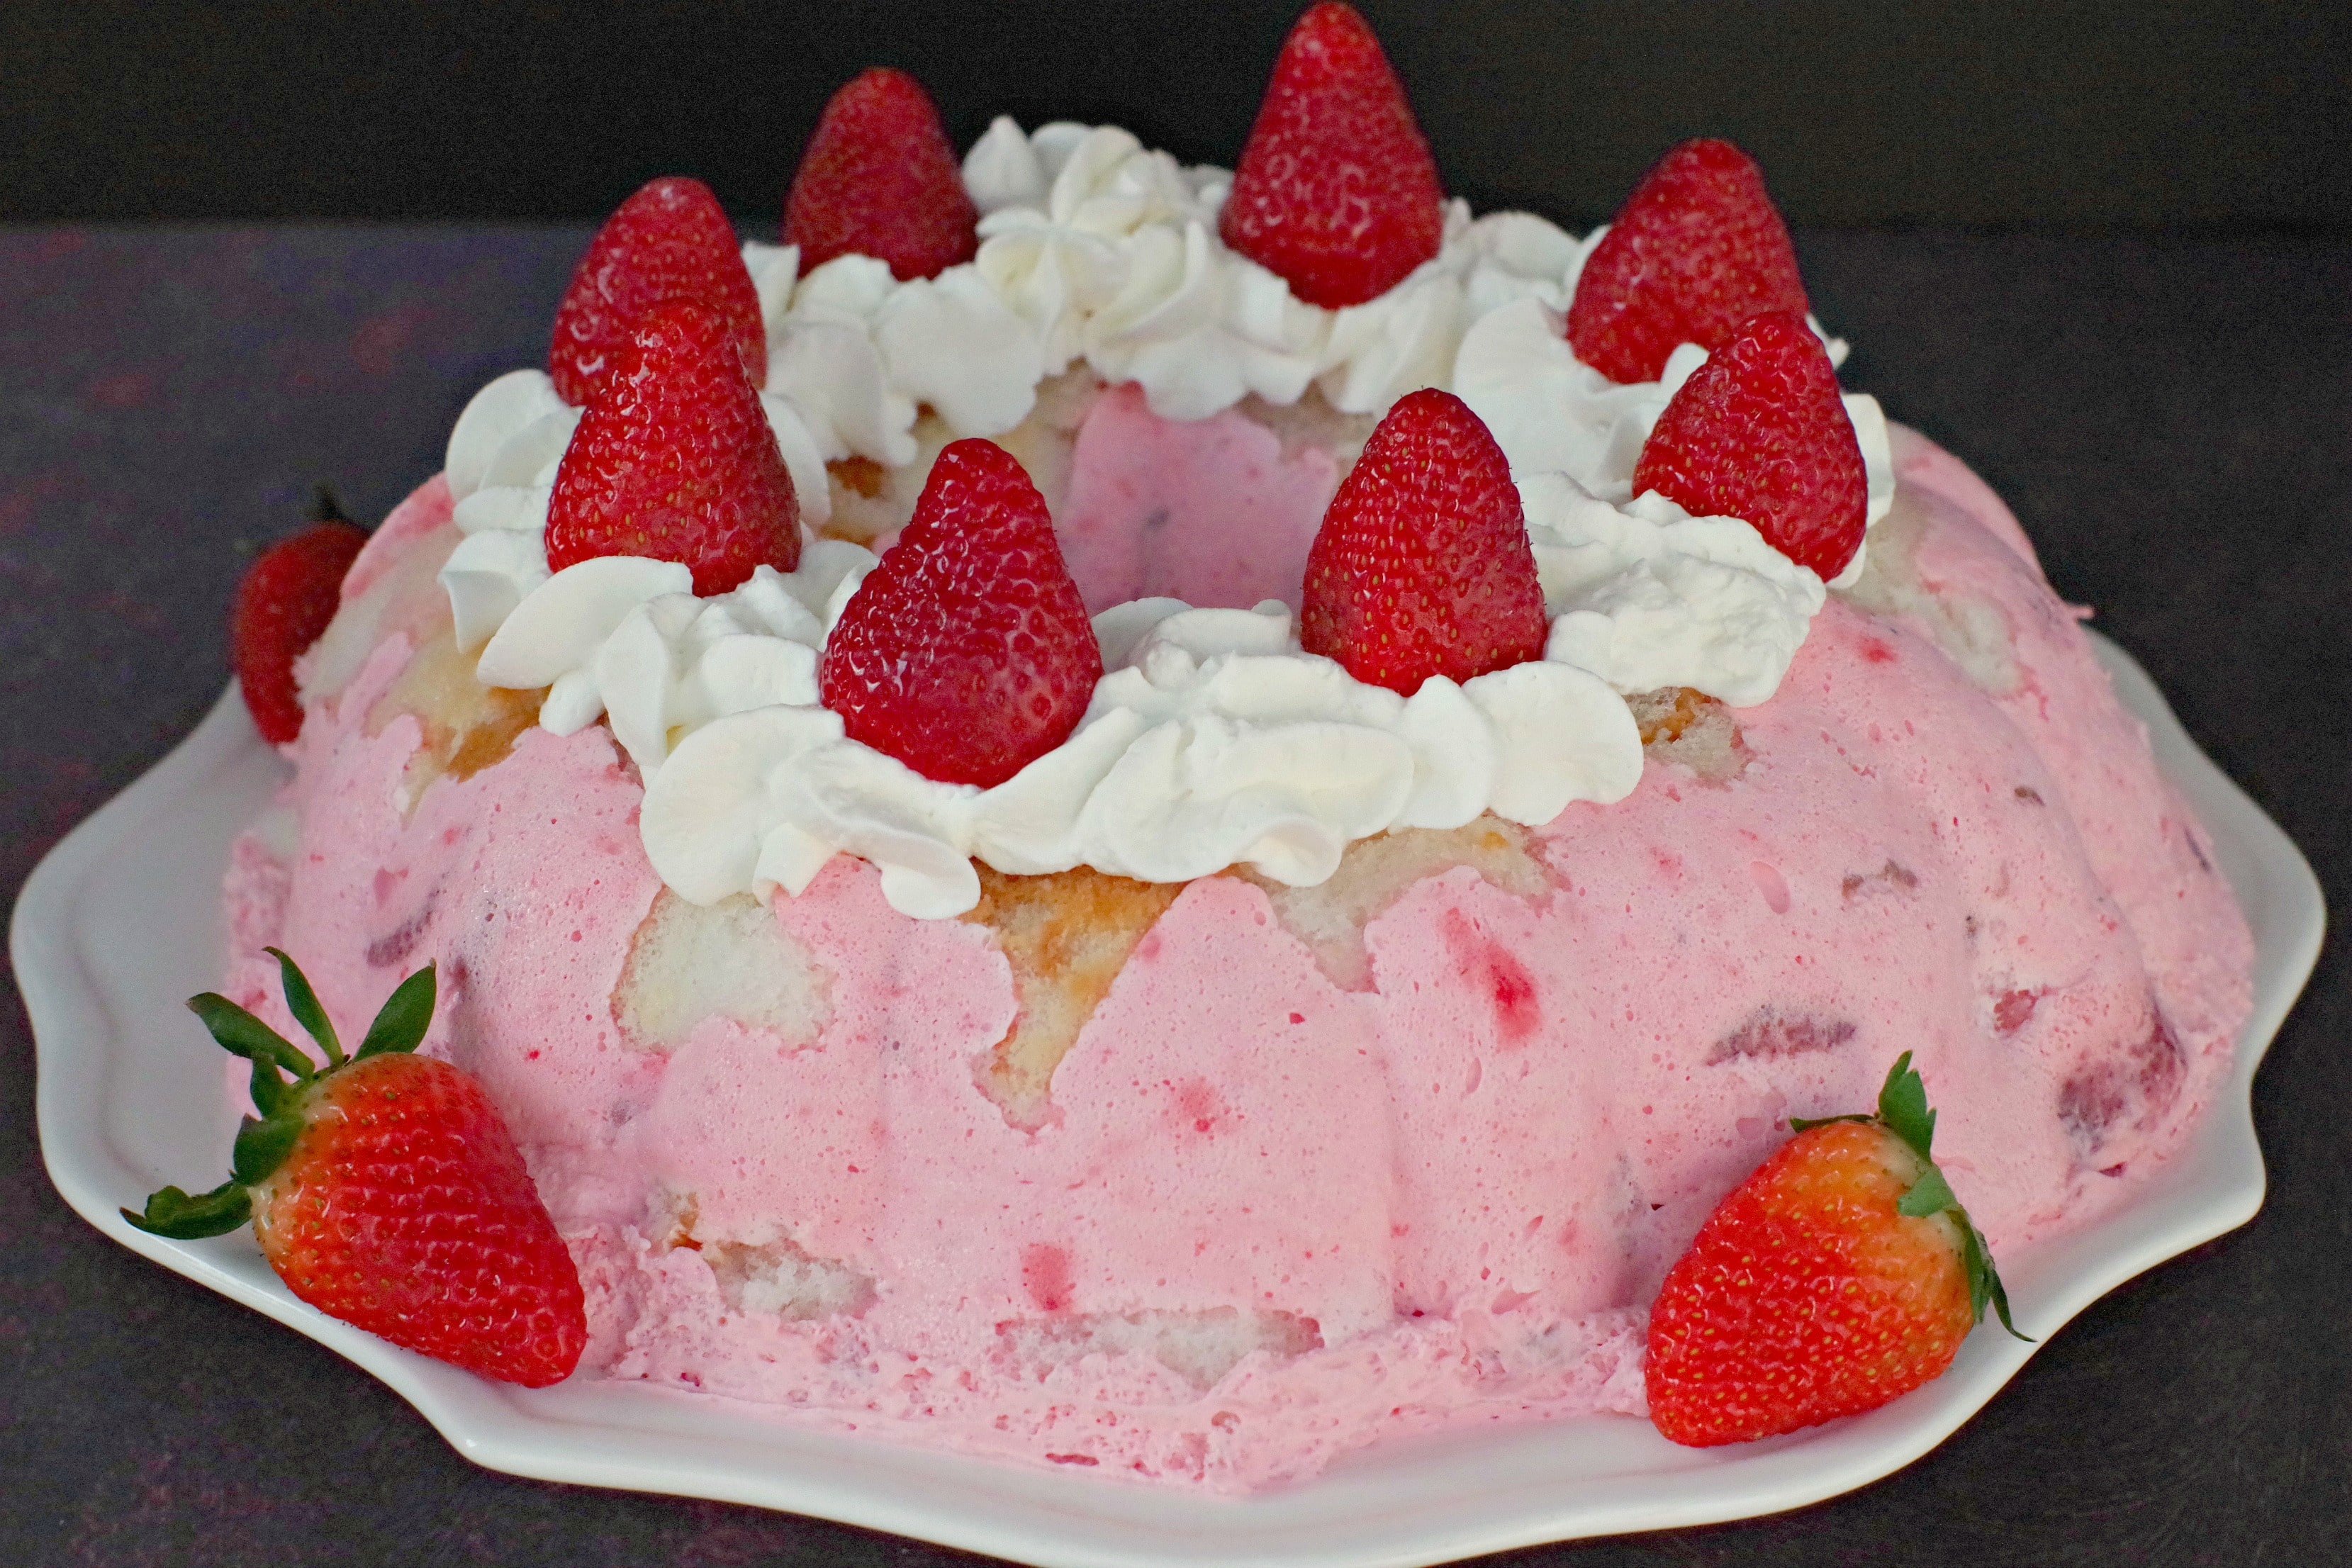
[{"x1": 209, "y1": 4, "x2": 2252, "y2": 1490}]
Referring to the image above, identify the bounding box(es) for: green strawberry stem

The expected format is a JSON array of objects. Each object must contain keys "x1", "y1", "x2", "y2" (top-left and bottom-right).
[
  {"x1": 1792, "y1": 1051, "x2": 2032, "y2": 1342},
  {"x1": 122, "y1": 957, "x2": 437, "y2": 1241},
  {"x1": 267, "y1": 946, "x2": 345, "y2": 1067}
]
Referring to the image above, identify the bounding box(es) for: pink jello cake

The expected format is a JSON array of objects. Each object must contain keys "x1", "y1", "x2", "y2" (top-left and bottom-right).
[{"x1": 212, "y1": 5, "x2": 2251, "y2": 1489}]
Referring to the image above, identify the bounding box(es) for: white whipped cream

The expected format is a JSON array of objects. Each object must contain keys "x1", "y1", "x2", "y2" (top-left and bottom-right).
[
  {"x1": 1523, "y1": 476, "x2": 1827, "y2": 708},
  {"x1": 637, "y1": 600, "x2": 1640, "y2": 921},
  {"x1": 965, "y1": 120, "x2": 1601, "y2": 425},
  {"x1": 472, "y1": 542, "x2": 875, "y2": 772},
  {"x1": 436, "y1": 380, "x2": 1860, "y2": 919},
  {"x1": 425, "y1": 116, "x2": 1900, "y2": 919}
]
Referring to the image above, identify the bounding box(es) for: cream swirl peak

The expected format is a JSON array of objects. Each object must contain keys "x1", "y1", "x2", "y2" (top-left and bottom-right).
[{"x1": 430, "y1": 117, "x2": 1895, "y2": 919}]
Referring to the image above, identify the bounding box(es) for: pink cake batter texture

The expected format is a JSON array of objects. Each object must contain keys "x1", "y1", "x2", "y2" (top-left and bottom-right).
[{"x1": 220, "y1": 408, "x2": 2252, "y2": 1490}]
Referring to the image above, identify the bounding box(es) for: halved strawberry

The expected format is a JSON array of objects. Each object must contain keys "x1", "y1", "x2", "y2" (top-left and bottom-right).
[
  {"x1": 1631, "y1": 308, "x2": 1868, "y2": 581},
  {"x1": 232, "y1": 518, "x2": 367, "y2": 744},
  {"x1": 545, "y1": 298, "x2": 801, "y2": 595},
  {"x1": 548, "y1": 175, "x2": 766, "y2": 405},
  {"x1": 819, "y1": 439, "x2": 1100, "y2": 788},
  {"x1": 785, "y1": 67, "x2": 979, "y2": 282},
  {"x1": 1219, "y1": 2, "x2": 1445, "y2": 309},
  {"x1": 1567, "y1": 138, "x2": 1808, "y2": 385},
  {"x1": 1645, "y1": 1052, "x2": 2027, "y2": 1447},
  {"x1": 1299, "y1": 388, "x2": 1548, "y2": 694},
  {"x1": 125, "y1": 951, "x2": 588, "y2": 1389}
]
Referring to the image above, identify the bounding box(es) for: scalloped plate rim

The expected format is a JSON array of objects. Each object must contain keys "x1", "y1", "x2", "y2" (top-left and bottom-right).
[{"x1": 16, "y1": 631, "x2": 2324, "y2": 1568}]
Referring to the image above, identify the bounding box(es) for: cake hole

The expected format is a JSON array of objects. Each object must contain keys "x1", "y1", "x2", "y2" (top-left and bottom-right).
[
  {"x1": 997, "y1": 1308, "x2": 1323, "y2": 1391},
  {"x1": 964, "y1": 864, "x2": 1185, "y2": 1131},
  {"x1": 1836, "y1": 494, "x2": 2021, "y2": 694},
  {"x1": 1840, "y1": 860, "x2": 1920, "y2": 901},
  {"x1": 1708, "y1": 1008, "x2": 1857, "y2": 1064},
  {"x1": 1625, "y1": 687, "x2": 1747, "y2": 782},
  {"x1": 1238, "y1": 817, "x2": 1555, "y2": 992},
  {"x1": 614, "y1": 889, "x2": 832, "y2": 1052},
  {"x1": 701, "y1": 1237, "x2": 875, "y2": 1321}
]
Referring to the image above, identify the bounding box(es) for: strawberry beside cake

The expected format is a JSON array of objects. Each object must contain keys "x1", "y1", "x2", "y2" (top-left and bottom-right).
[{"x1": 208, "y1": 4, "x2": 2251, "y2": 1490}]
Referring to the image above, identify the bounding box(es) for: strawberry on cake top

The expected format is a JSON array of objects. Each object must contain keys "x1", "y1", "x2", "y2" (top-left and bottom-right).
[{"x1": 216, "y1": 2, "x2": 2251, "y2": 1489}]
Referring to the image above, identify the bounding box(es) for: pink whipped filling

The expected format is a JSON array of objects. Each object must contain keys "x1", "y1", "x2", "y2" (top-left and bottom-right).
[
  {"x1": 220, "y1": 411, "x2": 2251, "y2": 1490},
  {"x1": 1058, "y1": 382, "x2": 1342, "y2": 612}
]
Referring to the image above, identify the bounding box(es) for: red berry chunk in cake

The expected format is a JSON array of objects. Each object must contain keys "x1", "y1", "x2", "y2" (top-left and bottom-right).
[
  {"x1": 1299, "y1": 388, "x2": 1548, "y2": 695},
  {"x1": 787, "y1": 67, "x2": 980, "y2": 283},
  {"x1": 1633, "y1": 308, "x2": 1869, "y2": 581},
  {"x1": 821, "y1": 438, "x2": 1101, "y2": 788},
  {"x1": 1219, "y1": 2, "x2": 1446, "y2": 309},
  {"x1": 233, "y1": 520, "x2": 366, "y2": 744},
  {"x1": 548, "y1": 175, "x2": 766, "y2": 405},
  {"x1": 1567, "y1": 138, "x2": 1808, "y2": 385},
  {"x1": 546, "y1": 298, "x2": 801, "y2": 595}
]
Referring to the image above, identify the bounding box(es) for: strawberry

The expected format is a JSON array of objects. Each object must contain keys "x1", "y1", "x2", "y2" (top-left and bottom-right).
[
  {"x1": 232, "y1": 517, "x2": 367, "y2": 744},
  {"x1": 785, "y1": 67, "x2": 979, "y2": 283},
  {"x1": 1219, "y1": 2, "x2": 1445, "y2": 309},
  {"x1": 548, "y1": 174, "x2": 766, "y2": 405},
  {"x1": 1645, "y1": 1052, "x2": 2027, "y2": 1447},
  {"x1": 820, "y1": 438, "x2": 1100, "y2": 788},
  {"x1": 1567, "y1": 138, "x2": 1808, "y2": 385},
  {"x1": 124, "y1": 951, "x2": 587, "y2": 1388},
  {"x1": 545, "y1": 298, "x2": 801, "y2": 595},
  {"x1": 1299, "y1": 388, "x2": 1548, "y2": 694},
  {"x1": 1631, "y1": 308, "x2": 1869, "y2": 581}
]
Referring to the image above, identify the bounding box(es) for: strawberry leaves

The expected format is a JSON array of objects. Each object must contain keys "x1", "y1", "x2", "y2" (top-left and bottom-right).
[
  {"x1": 355, "y1": 965, "x2": 437, "y2": 1060},
  {"x1": 1793, "y1": 1051, "x2": 2028, "y2": 1340},
  {"x1": 122, "y1": 1180, "x2": 252, "y2": 1241},
  {"x1": 125, "y1": 958, "x2": 439, "y2": 1238}
]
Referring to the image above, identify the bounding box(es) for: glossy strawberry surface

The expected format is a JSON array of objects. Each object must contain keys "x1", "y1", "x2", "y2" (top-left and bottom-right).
[
  {"x1": 545, "y1": 298, "x2": 800, "y2": 595},
  {"x1": 1633, "y1": 308, "x2": 1869, "y2": 581},
  {"x1": 1299, "y1": 388, "x2": 1548, "y2": 694},
  {"x1": 785, "y1": 67, "x2": 979, "y2": 283},
  {"x1": 254, "y1": 1051, "x2": 587, "y2": 1388},
  {"x1": 819, "y1": 439, "x2": 1100, "y2": 788},
  {"x1": 548, "y1": 175, "x2": 766, "y2": 405},
  {"x1": 1567, "y1": 138, "x2": 1808, "y2": 385},
  {"x1": 127, "y1": 956, "x2": 588, "y2": 1389},
  {"x1": 232, "y1": 521, "x2": 366, "y2": 744},
  {"x1": 1219, "y1": 2, "x2": 1445, "y2": 308},
  {"x1": 1646, "y1": 1055, "x2": 2020, "y2": 1447}
]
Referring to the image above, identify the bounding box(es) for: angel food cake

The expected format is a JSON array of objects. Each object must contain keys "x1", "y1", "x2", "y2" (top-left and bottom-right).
[{"x1": 211, "y1": 6, "x2": 2251, "y2": 1488}]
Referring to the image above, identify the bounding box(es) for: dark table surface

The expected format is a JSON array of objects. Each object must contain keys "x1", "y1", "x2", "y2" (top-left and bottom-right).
[{"x1": 1, "y1": 225, "x2": 2345, "y2": 1567}]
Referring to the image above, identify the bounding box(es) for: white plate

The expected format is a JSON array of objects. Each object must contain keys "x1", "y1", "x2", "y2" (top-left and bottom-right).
[{"x1": 16, "y1": 632, "x2": 2324, "y2": 1568}]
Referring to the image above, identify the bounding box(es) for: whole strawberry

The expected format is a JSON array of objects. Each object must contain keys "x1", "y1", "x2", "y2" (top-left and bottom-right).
[
  {"x1": 1219, "y1": 2, "x2": 1445, "y2": 309},
  {"x1": 124, "y1": 951, "x2": 587, "y2": 1388},
  {"x1": 549, "y1": 174, "x2": 767, "y2": 405},
  {"x1": 1567, "y1": 139, "x2": 1808, "y2": 385},
  {"x1": 1632, "y1": 308, "x2": 1869, "y2": 581},
  {"x1": 1645, "y1": 1053, "x2": 2027, "y2": 1447},
  {"x1": 1299, "y1": 388, "x2": 1548, "y2": 694},
  {"x1": 820, "y1": 438, "x2": 1100, "y2": 788},
  {"x1": 786, "y1": 67, "x2": 979, "y2": 282},
  {"x1": 233, "y1": 518, "x2": 367, "y2": 744},
  {"x1": 545, "y1": 298, "x2": 802, "y2": 595}
]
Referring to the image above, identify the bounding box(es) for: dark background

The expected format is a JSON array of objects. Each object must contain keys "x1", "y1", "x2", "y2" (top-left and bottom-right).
[
  {"x1": 4, "y1": 0, "x2": 2349, "y2": 230},
  {"x1": 4, "y1": 2, "x2": 2348, "y2": 1566}
]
